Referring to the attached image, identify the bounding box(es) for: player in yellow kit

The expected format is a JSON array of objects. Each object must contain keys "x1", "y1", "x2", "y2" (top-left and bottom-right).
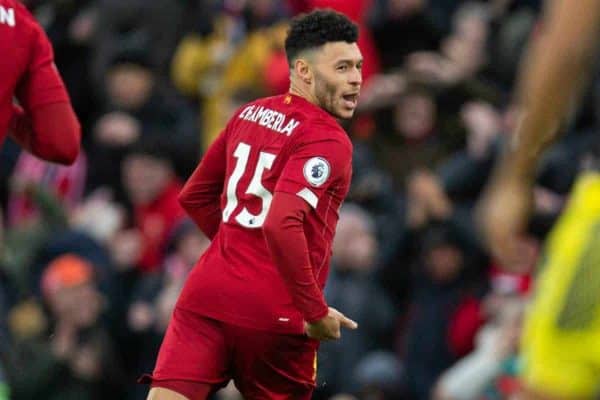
[{"x1": 478, "y1": 0, "x2": 600, "y2": 399}]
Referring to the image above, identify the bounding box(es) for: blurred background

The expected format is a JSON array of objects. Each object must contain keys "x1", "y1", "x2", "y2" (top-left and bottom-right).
[{"x1": 2, "y1": 0, "x2": 593, "y2": 399}]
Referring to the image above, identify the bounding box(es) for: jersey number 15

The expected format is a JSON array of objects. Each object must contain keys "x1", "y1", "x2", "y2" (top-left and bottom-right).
[{"x1": 222, "y1": 142, "x2": 276, "y2": 228}]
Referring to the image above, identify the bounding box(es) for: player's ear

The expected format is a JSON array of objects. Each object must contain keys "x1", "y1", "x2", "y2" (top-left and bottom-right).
[{"x1": 294, "y1": 58, "x2": 313, "y2": 85}]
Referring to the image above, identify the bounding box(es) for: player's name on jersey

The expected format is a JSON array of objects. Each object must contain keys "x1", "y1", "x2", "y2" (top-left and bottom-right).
[
  {"x1": 238, "y1": 105, "x2": 300, "y2": 136},
  {"x1": 0, "y1": 6, "x2": 15, "y2": 27}
]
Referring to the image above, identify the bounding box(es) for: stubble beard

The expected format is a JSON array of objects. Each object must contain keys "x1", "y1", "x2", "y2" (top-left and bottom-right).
[{"x1": 314, "y1": 73, "x2": 343, "y2": 119}]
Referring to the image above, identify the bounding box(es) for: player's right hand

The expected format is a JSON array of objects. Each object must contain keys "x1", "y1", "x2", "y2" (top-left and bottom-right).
[{"x1": 304, "y1": 307, "x2": 358, "y2": 341}]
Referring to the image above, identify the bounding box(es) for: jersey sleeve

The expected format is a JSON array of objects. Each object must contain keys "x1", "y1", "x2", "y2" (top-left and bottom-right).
[
  {"x1": 178, "y1": 129, "x2": 228, "y2": 239},
  {"x1": 275, "y1": 124, "x2": 352, "y2": 209},
  {"x1": 16, "y1": 19, "x2": 70, "y2": 111},
  {"x1": 263, "y1": 192, "x2": 329, "y2": 323}
]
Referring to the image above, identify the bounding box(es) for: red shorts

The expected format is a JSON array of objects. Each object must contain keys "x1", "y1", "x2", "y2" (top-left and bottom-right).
[{"x1": 139, "y1": 307, "x2": 319, "y2": 400}]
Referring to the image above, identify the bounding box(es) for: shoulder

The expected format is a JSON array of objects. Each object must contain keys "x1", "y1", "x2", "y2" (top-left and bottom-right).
[
  {"x1": 297, "y1": 116, "x2": 352, "y2": 152},
  {"x1": 6, "y1": 1, "x2": 40, "y2": 32},
  {"x1": 9, "y1": 1, "x2": 49, "y2": 52}
]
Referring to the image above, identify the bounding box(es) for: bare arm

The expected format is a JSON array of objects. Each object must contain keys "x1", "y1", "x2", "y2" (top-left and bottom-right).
[
  {"x1": 479, "y1": 0, "x2": 600, "y2": 268},
  {"x1": 500, "y1": 0, "x2": 600, "y2": 180}
]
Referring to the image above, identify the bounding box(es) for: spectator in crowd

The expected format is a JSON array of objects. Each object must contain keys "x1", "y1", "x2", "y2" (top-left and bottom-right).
[
  {"x1": 5, "y1": 254, "x2": 126, "y2": 400},
  {"x1": 88, "y1": 48, "x2": 198, "y2": 194},
  {"x1": 437, "y1": 100, "x2": 502, "y2": 205},
  {"x1": 7, "y1": 151, "x2": 87, "y2": 228},
  {"x1": 317, "y1": 205, "x2": 397, "y2": 397},
  {"x1": 118, "y1": 140, "x2": 186, "y2": 274},
  {"x1": 347, "y1": 140, "x2": 402, "y2": 267},
  {"x1": 127, "y1": 219, "x2": 210, "y2": 384},
  {"x1": 433, "y1": 296, "x2": 525, "y2": 400},
  {"x1": 171, "y1": 9, "x2": 288, "y2": 148},
  {"x1": 402, "y1": 222, "x2": 486, "y2": 400},
  {"x1": 92, "y1": 0, "x2": 191, "y2": 82},
  {"x1": 352, "y1": 351, "x2": 405, "y2": 400},
  {"x1": 369, "y1": 0, "x2": 442, "y2": 70},
  {"x1": 370, "y1": 86, "x2": 455, "y2": 190},
  {"x1": 1, "y1": 159, "x2": 79, "y2": 295}
]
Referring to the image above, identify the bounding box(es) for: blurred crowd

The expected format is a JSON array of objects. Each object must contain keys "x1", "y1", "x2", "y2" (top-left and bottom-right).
[{"x1": 3, "y1": 0, "x2": 598, "y2": 399}]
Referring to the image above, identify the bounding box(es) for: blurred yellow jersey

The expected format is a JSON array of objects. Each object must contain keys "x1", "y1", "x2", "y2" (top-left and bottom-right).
[{"x1": 522, "y1": 172, "x2": 600, "y2": 398}]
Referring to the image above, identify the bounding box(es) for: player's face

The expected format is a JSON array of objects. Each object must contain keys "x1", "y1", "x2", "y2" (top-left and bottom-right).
[{"x1": 312, "y1": 42, "x2": 363, "y2": 119}]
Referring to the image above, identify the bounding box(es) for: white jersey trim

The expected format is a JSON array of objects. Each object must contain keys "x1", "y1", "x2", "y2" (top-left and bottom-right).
[{"x1": 296, "y1": 188, "x2": 319, "y2": 209}]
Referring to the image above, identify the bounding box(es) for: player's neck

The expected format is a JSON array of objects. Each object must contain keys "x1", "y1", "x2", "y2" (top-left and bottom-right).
[{"x1": 288, "y1": 83, "x2": 319, "y2": 108}]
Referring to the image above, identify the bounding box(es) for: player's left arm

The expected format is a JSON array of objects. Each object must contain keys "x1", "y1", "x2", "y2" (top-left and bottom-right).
[
  {"x1": 12, "y1": 20, "x2": 80, "y2": 164},
  {"x1": 263, "y1": 191, "x2": 329, "y2": 324},
  {"x1": 178, "y1": 129, "x2": 228, "y2": 240},
  {"x1": 264, "y1": 128, "x2": 352, "y2": 325}
]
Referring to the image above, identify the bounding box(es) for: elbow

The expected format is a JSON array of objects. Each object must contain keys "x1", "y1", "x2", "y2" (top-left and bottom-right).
[
  {"x1": 34, "y1": 113, "x2": 81, "y2": 165},
  {"x1": 50, "y1": 125, "x2": 81, "y2": 165},
  {"x1": 262, "y1": 214, "x2": 279, "y2": 244},
  {"x1": 177, "y1": 191, "x2": 193, "y2": 213},
  {"x1": 44, "y1": 124, "x2": 81, "y2": 165},
  {"x1": 53, "y1": 138, "x2": 80, "y2": 165}
]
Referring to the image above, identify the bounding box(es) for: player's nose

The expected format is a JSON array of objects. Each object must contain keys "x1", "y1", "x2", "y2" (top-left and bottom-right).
[{"x1": 348, "y1": 67, "x2": 362, "y2": 86}]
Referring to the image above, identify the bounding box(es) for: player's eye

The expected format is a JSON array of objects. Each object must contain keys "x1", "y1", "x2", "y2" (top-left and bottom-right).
[
  {"x1": 337, "y1": 64, "x2": 348, "y2": 72},
  {"x1": 357, "y1": 63, "x2": 363, "y2": 70}
]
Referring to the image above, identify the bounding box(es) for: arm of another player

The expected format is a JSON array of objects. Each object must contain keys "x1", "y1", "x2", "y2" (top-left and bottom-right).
[
  {"x1": 178, "y1": 131, "x2": 227, "y2": 240},
  {"x1": 12, "y1": 21, "x2": 80, "y2": 165},
  {"x1": 478, "y1": 0, "x2": 600, "y2": 268},
  {"x1": 9, "y1": 102, "x2": 80, "y2": 165}
]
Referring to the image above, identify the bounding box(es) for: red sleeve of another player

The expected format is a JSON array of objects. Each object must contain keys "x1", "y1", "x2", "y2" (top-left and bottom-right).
[
  {"x1": 9, "y1": 17, "x2": 79, "y2": 164},
  {"x1": 16, "y1": 22, "x2": 70, "y2": 109},
  {"x1": 9, "y1": 102, "x2": 80, "y2": 165},
  {"x1": 275, "y1": 125, "x2": 352, "y2": 209},
  {"x1": 178, "y1": 130, "x2": 227, "y2": 239},
  {"x1": 263, "y1": 192, "x2": 329, "y2": 323}
]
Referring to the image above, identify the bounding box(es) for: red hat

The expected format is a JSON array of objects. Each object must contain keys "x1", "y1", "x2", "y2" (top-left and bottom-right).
[{"x1": 41, "y1": 254, "x2": 94, "y2": 298}]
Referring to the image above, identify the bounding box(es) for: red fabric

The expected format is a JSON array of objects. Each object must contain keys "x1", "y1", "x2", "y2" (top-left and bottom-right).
[
  {"x1": 447, "y1": 296, "x2": 485, "y2": 357},
  {"x1": 135, "y1": 180, "x2": 186, "y2": 272},
  {"x1": 10, "y1": 102, "x2": 80, "y2": 164},
  {"x1": 489, "y1": 265, "x2": 532, "y2": 295},
  {"x1": 146, "y1": 307, "x2": 318, "y2": 399},
  {"x1": 264, "y1": 192, "x2": 328, "y2": 323},
  {"x1": 288, "y1": 0, "x2": 367, "y2": 21},
  {"x1": 264, "y1": 51, "x2": 291, "y2": 95},
  {"x1": 147, "y1": 379, "x2": 213, "y2": 400},
  {"x1": 179, "y1": 134, "x2": 226, "y2": 240},
  {"x1": 495, "y1": 376, "x2": 521, "y2": 396},
  {"x1": 177, "y1": 93, "x2": 352, "y2": 334},
  {"x1": 0, "y1": 0, "x2": 73, "y2": 148}
]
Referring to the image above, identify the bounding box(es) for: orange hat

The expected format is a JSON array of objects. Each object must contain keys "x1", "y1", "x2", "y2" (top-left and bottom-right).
[{"x1": 41, "y1": 254, "x2": 94, "y2": 298}]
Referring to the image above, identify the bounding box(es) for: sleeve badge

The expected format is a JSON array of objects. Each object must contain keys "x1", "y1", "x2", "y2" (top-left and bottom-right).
[{"x1": 303, "y1": 157, "x2": 330, "y2": 187}]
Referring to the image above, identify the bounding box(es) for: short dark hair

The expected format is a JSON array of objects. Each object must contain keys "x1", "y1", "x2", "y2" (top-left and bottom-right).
[{"x1": 285, "y1": 9, "x2": 359, "y2": 66}]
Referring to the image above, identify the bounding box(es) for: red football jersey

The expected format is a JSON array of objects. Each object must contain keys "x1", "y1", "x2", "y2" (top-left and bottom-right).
[
  {"x1": 0, "y1": 0, "x2": 69, "y2": 145},
  {"x1": 177, "y1": 94, "x2": 353, "y2": 334}
]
